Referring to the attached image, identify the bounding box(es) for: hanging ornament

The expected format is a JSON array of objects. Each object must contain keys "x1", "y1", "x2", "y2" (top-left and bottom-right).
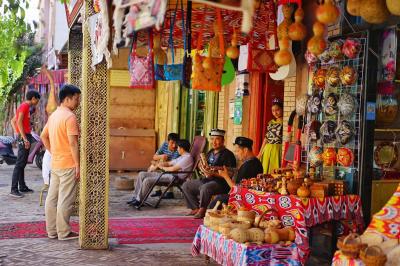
[
  {"x1": 316, "y1": 0, "x2": 340, "y2": 25},
  {"x1": 313, "y1": 68, "x2": 327, "y2": 89},
  {"x1": 387, "y1": 0, "x2": 400, "y2": 16},
  {"x1": 274, "y1": 37, "x2": 292, "y2": 66},
  {"x1": 288, "y1": 7, "x2": 306, "y2": 41},
  {"x1": 226, "y1": 28, "x2": 239, "y2": 59},
  {"x1": 336, "y1": 120, "x2": 355, "y2": 145},
  {"x1": 321, "y1": 120, "x2": 337, "y2": 144},
  {"x1": 326, "y1": 66, "x2": 340, "y2": 87},
  {"x1": 347, "y1": 0, "x2": 362, "y2": 16},
  {"x1": 323, "y1": 93, "x2": 338, "y2": 116},
  {"x1": 94, "y1": 0, "x2": 101, "y2": 13},
  {"x1": 342, "y1": 38, "x2": 361, "y2": 59},
  {"x1": 42, "y1": 66, "x2": 57, "y2": 115},
  {"x1": 338, "y1": 93, "x2": 357, "y2": 116},
  {"x1": 337, "y1": 148, "x2": 354, "y2": 167},
  {"x1": 323, "y1": 147, "x2": 337, "y2": 166},
  {"x1": 328, "y1": 40, "x2": 343, "y2": 60},
  {"x1": 360, "y1": 0, "x2": 390, "y2": 24},
  {"x1": 340, "y1": 65, "x2": 358, "y2": 86},
  {"x1": 277, "y1": 4, "x2": 293, "y2": 40},
  {"x1": 307, "y1": 22, "x2": 326, "y2": 56}
]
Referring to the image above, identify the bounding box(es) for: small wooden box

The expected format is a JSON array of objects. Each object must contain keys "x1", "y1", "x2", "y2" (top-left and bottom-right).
[{"x1": 310, "y1": 182, "x2": 335, "y2": 198}]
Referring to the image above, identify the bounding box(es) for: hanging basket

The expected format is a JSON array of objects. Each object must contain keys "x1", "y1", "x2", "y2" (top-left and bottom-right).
[
  {"x1": 337, "y1": 233, "x2": 367, "y2": 259},
  {"x1": 359, "y1": 245, "x2": 387, "y2": 266}
]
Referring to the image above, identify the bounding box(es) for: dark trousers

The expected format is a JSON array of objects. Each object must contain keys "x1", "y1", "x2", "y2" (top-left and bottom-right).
[
  {"x1": 182, "y1": 179, "x2": 228, "y2": 209},
  {"x1": 11, "y1": 134, "x2": 33, "y2": 191}
]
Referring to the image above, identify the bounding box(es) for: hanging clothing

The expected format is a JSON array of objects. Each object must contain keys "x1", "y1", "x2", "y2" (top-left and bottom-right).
[{"x1": 260, "y1": 119, "x2": 283, "y2": 174}]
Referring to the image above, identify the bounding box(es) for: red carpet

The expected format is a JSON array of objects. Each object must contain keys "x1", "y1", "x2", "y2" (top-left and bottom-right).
[{"x1": 0, "y1": 217, "x2": 203, "y2": 244}]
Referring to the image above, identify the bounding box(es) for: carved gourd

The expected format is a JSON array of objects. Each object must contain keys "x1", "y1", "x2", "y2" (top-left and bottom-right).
[
  {"x1": 360, "y1": 0, "x2": 390, "y2": 24},
  {"x1": 274, "y1": 37, "x2": 292, "y2": 66},
  {"x1": 316, "y1": 0, "x2": 340, "y2": 25},
  {"x1": 307, "y1": 22, "x2": 326, "y2": 56},
  {"x1": 288, "y1": 7, "x2": 306, "y2": 41}
]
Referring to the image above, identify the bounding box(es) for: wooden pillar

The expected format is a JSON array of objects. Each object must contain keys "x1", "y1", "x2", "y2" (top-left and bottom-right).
[{"x1": 79, "y1": 0, "x2": 110, "y2": 249}]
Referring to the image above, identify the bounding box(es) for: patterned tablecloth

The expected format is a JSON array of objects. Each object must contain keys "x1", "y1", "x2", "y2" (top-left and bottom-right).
[
  {"x1": 192, "y1": 225, "x2": 302, "y2": 266},
  {"x1": 331, "y1": 184, "x2": 400, "y2": 266},
  {"x1": 227, "y1": 186, "x2": 364, "y2": 262}
]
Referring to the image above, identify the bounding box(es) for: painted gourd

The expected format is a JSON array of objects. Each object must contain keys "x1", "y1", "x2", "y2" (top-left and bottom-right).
[
  {"x1": 274, "y1": 37, "x2": 292, "y2": 66},
  {"x1": 226, "y1": 29, "x2": 239, "y2": 59},
  {"x1": 288, "y1": 7, "x2": 307, "y2": 41},
  {"x1": 307, "y1": 22, "x2": 326, "y2": 56},
  {"x1": 360, "y1": 0, "x2": 390, "y2": 24},
  {"x1": 347, "y1": 0, "x2": 362, "y2": 16},
  {"x1": 386, "y1": 0, "x2": 400, "y2": 16},
  {"x1": 316, "y1": 0, "x2": 340, "y2": 25}
]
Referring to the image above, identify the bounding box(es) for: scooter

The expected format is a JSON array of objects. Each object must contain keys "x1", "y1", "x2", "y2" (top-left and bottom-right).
[{"x1": 0, "y1": 132, "x2": 45, "y2": 169}]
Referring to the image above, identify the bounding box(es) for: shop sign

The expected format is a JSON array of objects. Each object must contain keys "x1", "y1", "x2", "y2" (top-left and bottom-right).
[{"x1": 234, "y1": 97, "x2": 243, "y2": 125}]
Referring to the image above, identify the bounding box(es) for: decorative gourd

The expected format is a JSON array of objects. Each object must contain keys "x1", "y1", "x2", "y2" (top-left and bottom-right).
[
  {"x1": 360, "y1": 0, "x2": 390, "y2": 24},
  {"x1": 247, "y1": 228, "x2": 265, "y2": 242},
  {"x1": 316, "y1": 0, "x2": 340, "y2": 25},
  {"x1": 153, "y1": 33, "x2": 167, "y2": 65},
  {"x1": 288, "y1": 7, "x2": 306, "y2": 41},
  {"x1": 297, "y1": 183, "x2": 310, "y2": 198},
  {"x1": 274, "y1": 37, "x2": 292, "y2": 66},
  {"x1": 226, "y1": 28, "x2": 239, "y2": 59},
  {"x1": 230, "y1": 228, "x2": 249, "y2": 243},
  {"x1": 277, "y1": 4, "x2": 293, "y2": 40},
  {"x1": 264, "y1": 229, "x2": 280, "y2": 244},
  {"x1": 307, "y1": 22, "x2": 327, "y2": 56},
  {"x1": 42, "y1": 66, "x2": 57, "y2": 115},
  {"x1": 386, "y1": 0, "x2": 400, "y2": 16},
  {"x1": 94, "y1": 0, "x2": 101, "y2": 13},
  {"x1": 347, "y1": 0, "x2": 362, "y2": 16}
]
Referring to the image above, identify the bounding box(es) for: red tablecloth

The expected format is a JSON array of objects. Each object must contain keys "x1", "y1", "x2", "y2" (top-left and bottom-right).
[{"x1": 228, "y1": 186, "x2": 364, "y2": 262}]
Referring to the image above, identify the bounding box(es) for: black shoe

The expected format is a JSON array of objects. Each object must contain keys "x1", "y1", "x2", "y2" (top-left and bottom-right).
[
  {"x1": 9, "y1": 190, "x2": 24, "y2": 198},
  {"x1": 130, "y1": 201, "x2": 141, "y2": 207},
  {"x1": 126, "y1": 199, "x2": 137, "y2": 205},
  {"x1": 150, "y1": 190, "x2": 162, "y2": 197},
  {"x1": 162, "y1": 192, "x2": 174, "y2": 199},
  {"x1": 20, "y1": 187, "x2": 34, "y2": 193},
  {"x1": 128, "y1": 199, "x2": 139, "y2": 206}
]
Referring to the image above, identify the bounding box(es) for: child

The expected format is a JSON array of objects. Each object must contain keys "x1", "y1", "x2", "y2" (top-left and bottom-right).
[{"x1": 258, "y1": 99, "x2": 283, "y2": 174}]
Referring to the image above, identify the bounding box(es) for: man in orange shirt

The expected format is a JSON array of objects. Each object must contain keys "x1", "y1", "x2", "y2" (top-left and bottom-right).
[
  {"x1": 41, "y1": 84, "x2": 81, "y2": 240},
  {"x1": 10, "y1": 90, "x2": 41, "y2": 198}
]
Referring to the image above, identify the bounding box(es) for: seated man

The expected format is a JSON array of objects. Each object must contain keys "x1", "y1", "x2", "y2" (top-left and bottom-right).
[
  {"x1": 213, "y1": 136, "x2": 264, "y2": 207},
  {"x1": 182, "y1": 129, "x2": 236, "y2": 219},
  {"x1": 128, "y1": 139, "x2": 193, "y2": 207},
  {"x1": 149, "y1": 133, "x2": 180, "y2": 199}
]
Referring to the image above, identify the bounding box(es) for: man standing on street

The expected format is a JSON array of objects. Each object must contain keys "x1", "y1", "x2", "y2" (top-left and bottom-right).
[
  {"x1": 10, "y1": 90, "x2": 41, "y2": 198},
  {"x1": 41, "y1": 84, "x2": 81, "y2": 240}
]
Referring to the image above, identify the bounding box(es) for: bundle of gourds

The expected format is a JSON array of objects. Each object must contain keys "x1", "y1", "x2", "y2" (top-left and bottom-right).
[{"x1": 347, "y1": 0, "x2": 400, "y2": 24}]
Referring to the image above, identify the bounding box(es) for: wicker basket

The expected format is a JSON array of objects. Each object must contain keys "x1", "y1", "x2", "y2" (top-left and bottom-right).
[
  {"x1": 337, "y1": 233, "x2": 367, "y2": 259},
  {"x1": 360, "y1": 245, "x2": 387, "y2": 266}
]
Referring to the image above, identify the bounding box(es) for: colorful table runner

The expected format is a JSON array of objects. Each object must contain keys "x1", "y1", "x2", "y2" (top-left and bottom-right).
[
  {"x1": 332, "y1": 251, "x2": 365, "y2": 266},
  {"x1": 192, "y1": 225, "x2": 302, "y2": 266},
  {"x1": 227, "y1": 186, "x2": 364, "y2": 262}
]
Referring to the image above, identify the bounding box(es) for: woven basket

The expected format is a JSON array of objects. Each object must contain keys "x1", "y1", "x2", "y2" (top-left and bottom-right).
[
  {"x1": 337, "y1": 233, "x2": 367, "y2": 259},
  {"x1": 360, "y1": 245, "x2": 387, "y2": 266}
]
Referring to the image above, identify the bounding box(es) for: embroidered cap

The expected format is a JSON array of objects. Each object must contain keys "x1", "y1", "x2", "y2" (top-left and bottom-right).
[
  {"x1": 234, "y1": 137, "x2": 253, "y2": 149},
  {"x1": 209, "y1": 129, "x2": 226, "y2": 137}
]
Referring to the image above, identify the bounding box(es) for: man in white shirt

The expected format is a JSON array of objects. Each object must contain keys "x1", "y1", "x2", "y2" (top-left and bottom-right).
[{"x1": 129, "y1": 139, "x2": 193, "y2": 207}]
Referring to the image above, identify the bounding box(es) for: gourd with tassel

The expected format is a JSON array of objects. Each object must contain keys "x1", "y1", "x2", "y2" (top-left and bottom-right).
[
  {"x1": 307, "y1": 22, "x2": 327, "y2": 56},
  {"x1": 288, "y1": 7, "x2": 306, "y2": 41},
  {"x1": 360, "y1": 0, "x2": 390, "y2": 24},
  {"x1": 226, "y1": 28, "x2": 239, "y2": 59},
  {"x1": 316, "y1": 0, "x2": 340, "y2": 25}
]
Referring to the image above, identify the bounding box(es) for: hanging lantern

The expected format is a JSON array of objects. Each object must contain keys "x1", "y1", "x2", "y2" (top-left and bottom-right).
[
  {"x1": 288, "y1": 7, "x2": 306, "y2": 41},
  {"x1": 307, "y1": 22, "x2": 326, "y2": 56},
  {"x1": 316, "y1": 0, "x2": 340, "y2": 25}
]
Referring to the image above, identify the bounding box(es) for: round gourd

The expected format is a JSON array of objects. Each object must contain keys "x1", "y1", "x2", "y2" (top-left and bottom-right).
[
  {"x1": 360, "y1": 0, "x2": 390, "y2": 24},
  {"x1": 288, "y1": 7, "x2": 306, "y2": 41},
  {"x1": 308, "y1": 36, "x2": 327, "y2": 56},
  {"x1": 226, "y1": 46, "x2": 239, "y2": 59},
  {"x1": 347, "y1": 0, "x2": 362, "y2": 16},
  {"x1": 386, "y1": 0, "x2": 400, "y2": 16},
  {"x1": 313, "y1": 22, "x2": 326, "y2": 37},
  {"x1": 316, "y1": 0, "x2": 340, "y2": 25},
  {"x1": 247, "y1": 228, "x2": 265, "y2": 242}
]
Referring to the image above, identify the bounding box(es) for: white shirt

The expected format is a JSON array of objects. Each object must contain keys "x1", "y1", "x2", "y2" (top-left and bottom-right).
[{"x1": 170, "y1": 152, "x2": 194, "y2": 179}]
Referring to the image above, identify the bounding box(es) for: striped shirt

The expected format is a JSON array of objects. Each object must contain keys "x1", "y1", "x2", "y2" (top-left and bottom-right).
[{"x1": 156, "y1": 141, "x2": 180, "y2": 160}]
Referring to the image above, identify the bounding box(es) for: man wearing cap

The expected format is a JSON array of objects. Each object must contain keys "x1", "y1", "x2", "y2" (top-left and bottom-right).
[
  {"x1": 182, "y1": 129, "x2": 236, "y2": 219},
  {"x1": 213, "y1": 136, "x2": 264, "y2": 207}
]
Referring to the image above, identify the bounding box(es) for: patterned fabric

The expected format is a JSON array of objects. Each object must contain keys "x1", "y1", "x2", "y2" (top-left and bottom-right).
[
  {"x1": 156, "y1": 141, "x2": 180, "y2": 160},
  {"x1": 332, "y1": 251, "x2": 365, "y2": 266},
  {"x1": 192, "y1": 225, "x2": 301, "y2": 266},
  {"x1": 266, "y1": 119, "x2": 283, "y2": 144},
  {"x1": 364, "y1": 183, "x2": 400, "y2": 239},
  {"x1": 228, "y1": 186, "x2": 364, "y2": 263}
]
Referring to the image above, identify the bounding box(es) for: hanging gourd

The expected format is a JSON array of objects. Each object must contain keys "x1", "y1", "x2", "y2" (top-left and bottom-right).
[
  {"x1": 307, "y1": 22, "x2": 327, "y2": 56},
  {"x1": 386, "y1": 0, "x2": 400, "y2": 16},
  {"x1": 277, "y1": 4, "x2": 293, "y2": 40},
  {"x1": 42, "y1": 66, "x2": 57, "y2": 115},
  {"x1": 346, "y1": 0, "x2": 362, "y2": 16},
  {"x1": 288, "y1": 7, "x2": 306, "y2": 41},
  {"x1": 94, "y1": 0, "x2": 101, "y2": 13},
  {"x1": 226, "y1": 28, "x2": 239, "y2": 59},
  {"x1": 360, "y1": 0, "x2": 390, "y2": 24},
  {"x1": 153, "y1": 33, "x2": 167, "y2": 65},
  {"x1": 274, "y1": 37, "x2": 292, "y2": 66},
  {"x1": 316, "y1": 0, "x2": 340, "y2": 25}
]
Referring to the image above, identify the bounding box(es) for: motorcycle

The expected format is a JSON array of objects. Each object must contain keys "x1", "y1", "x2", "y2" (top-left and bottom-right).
[{"x1": 0, "y1": 132, "x2": 45, "y2": 169}]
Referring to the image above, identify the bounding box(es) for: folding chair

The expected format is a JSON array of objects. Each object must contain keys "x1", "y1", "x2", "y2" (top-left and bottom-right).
[{"x1": 135, "y1": 136, "x2": 207, "y2": 209}]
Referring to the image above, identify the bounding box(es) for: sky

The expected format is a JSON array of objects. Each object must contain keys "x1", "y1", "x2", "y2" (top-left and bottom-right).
[{"x1": 25, "y1": 0, "x2": 40, "y2": 26}]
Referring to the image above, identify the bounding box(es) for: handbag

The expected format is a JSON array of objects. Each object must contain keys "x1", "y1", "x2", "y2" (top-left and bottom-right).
[
  {"x1": 181, "y1": 1, "x2": 192, "y2": 88},
  {"x1": 129, "y1": 30, "x2": 155, "y2": 89},
  {"x1": 192, "y1": 8, "x2": 225, "y2": 92},
  {"x1": 154, "y1": 0, "x2": 185, "y2": 81}
]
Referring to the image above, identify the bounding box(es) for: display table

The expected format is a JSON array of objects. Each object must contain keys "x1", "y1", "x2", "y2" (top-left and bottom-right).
[
  {"x1": 192, "y1": 225, "x2": 302, "y2": 266},
  {"x1": 227, "y1": 186, "x2": 364, "y2": 261}
]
